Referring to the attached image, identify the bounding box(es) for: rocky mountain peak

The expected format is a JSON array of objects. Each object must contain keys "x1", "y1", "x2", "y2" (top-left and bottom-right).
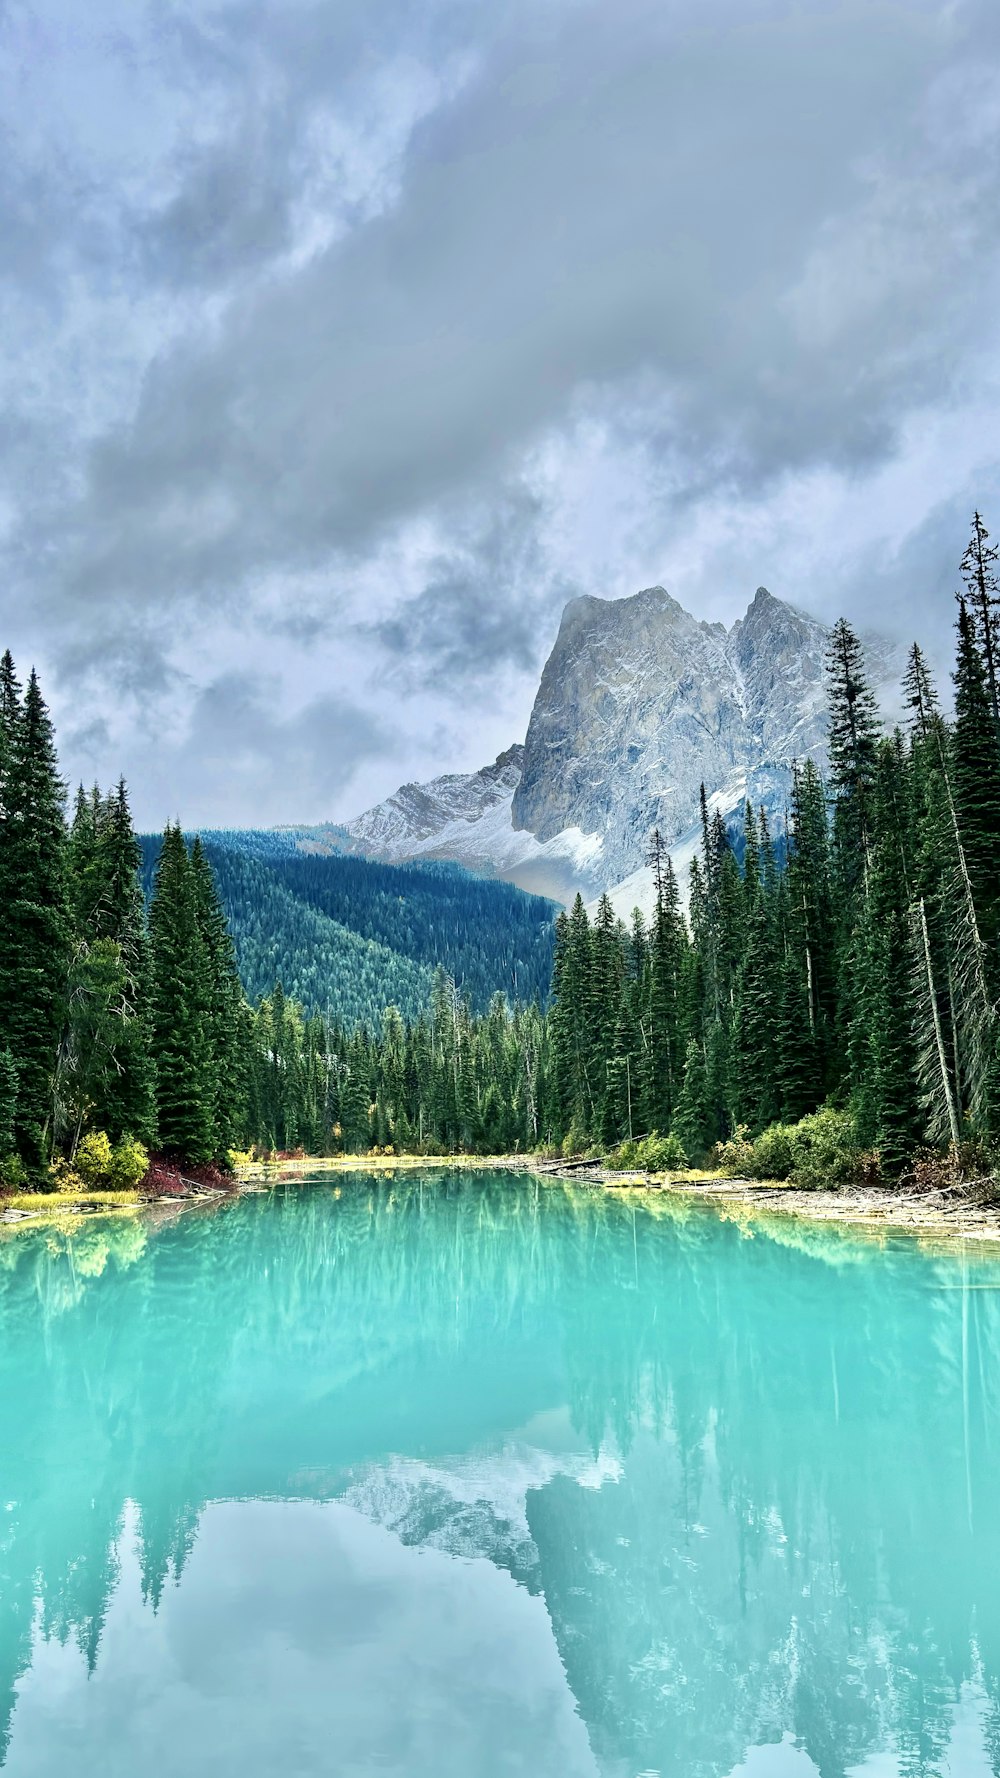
[
  {"x1": 509, "y1": 583, "x2": 832, "y2": 879},
  {"x1": 333, "y1": 581, "x2": 895, "y2": 916}
]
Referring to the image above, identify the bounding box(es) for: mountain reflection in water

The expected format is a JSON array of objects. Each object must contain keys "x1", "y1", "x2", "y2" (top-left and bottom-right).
[{"x1": 2, "y1": 1171, "x2": 1000, "y2": 1778}]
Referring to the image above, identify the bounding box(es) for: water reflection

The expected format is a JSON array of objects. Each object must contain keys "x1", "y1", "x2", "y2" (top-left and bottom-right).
[{"x1": 2, "y1": 1174, "x2": 1000, "y2": 1776}]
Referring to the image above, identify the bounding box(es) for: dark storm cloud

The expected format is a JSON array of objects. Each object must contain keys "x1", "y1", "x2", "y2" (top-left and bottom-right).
[
  {"x1": 373, "y1": 488, "x2": 573, "y2": 682},
  {"x1": 141, "y1": 117, "x2": 296, "y2": 288}
]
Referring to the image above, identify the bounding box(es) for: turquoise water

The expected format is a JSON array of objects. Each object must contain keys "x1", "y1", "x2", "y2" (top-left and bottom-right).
[{"x1": 3, "y1": 1173, "x2": 1000, "y2": 1777}]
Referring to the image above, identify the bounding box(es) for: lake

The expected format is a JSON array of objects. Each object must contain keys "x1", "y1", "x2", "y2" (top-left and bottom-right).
[{"x1": 2, "y1": 1169, "x2": 1000, "y2": 1777}]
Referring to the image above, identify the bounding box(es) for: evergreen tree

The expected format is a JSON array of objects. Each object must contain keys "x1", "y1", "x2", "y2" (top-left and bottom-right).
[
  {"x1": 733, "y1": 898, "x2": 778, "y2": 1133},
  {"x1": 0, "y1": 667, "x2": 71, "y2": 1164},
  {"x1": 0, "y1": 1049, "x2": 18, "y2": 1159},
  {"x1": 148, "y1": 826, "x2": 215, "y2": 1163},
  {"x1": 960, "y1": 511, "x2": 1000, "y2": 723},
  {"x1": 644, "y1": 832, "x2": 686, "y2": 1135},
  {"x1": 826, "y1": 618, "x2": 881, "y2": 902},
  {"x1": 191, "y1": 837, "x2": 246, "y2": 1152},
  {"x1": 951, "y1": 599, "x2": 1000, "y2": 964},
  {"x1": 850, "y1": 739, "x2": 922, "y2": 1172}
]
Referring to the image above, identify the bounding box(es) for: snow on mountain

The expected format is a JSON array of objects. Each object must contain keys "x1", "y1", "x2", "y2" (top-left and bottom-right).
[
  {"x1": 337, "y1": 744, "x2": 606, "y2": 905},
  {"x1": 314, "y1": 585, "x2": 898, "y2": 912}
]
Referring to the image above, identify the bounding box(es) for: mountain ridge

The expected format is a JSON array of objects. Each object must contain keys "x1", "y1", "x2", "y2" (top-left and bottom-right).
[{"x1": 306, "y1": 585, "x2": 898, "y2": 916}]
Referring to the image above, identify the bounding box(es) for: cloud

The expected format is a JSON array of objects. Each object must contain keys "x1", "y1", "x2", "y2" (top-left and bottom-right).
[
  {"x1": 372, "y1": 486, "x2": 576, "y2": 682},
  {"x1": 32, "y1": 4, "x2": 1000, "y2": 588},
  {"x1": 63, "y1": 672, "x2": 395, "y2": 831},
  {"x1": 2, "y1": 0, "x2": 1000, "y2": 823}
]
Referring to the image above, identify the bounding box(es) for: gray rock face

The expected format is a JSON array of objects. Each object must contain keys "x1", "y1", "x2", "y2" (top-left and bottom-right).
[
  {"x1": 511, "y1": 585, "x2": 831, "y2": 885},
  {"x1": 335, "y1": 584, "x2": 896, "y2": 908}
]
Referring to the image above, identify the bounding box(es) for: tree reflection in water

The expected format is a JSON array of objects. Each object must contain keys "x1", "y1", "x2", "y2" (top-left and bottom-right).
[{"x1": 2, "y1": 1173, "x2": 1000, "y2": 1777}]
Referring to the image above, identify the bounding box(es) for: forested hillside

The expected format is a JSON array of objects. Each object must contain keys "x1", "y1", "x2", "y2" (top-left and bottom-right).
[{"x1": 138, "y1": 835, "x2": 556, "y2": 1026}]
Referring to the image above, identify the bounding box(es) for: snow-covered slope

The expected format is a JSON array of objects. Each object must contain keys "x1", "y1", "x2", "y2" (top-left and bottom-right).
[
  {"x1": 308, "y1": 586, "x2": 896, "y2": 910},
  {"x1": 338, "y1": 745, "x2": 606, "y2": 905}
]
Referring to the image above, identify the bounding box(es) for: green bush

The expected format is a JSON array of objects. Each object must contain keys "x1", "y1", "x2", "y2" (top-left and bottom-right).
[
  {"x1": 74, "y1": 1131, "x2": 150, "y2": 1191},
  {"x1": 714, "y1": 1107, "x2": 859, "y2": 1188},
  {"x1": 746, "y1": 1122, "x2": 795, "y2": 1180},
  {"x1": 0, "y1": 1152, "x2": 28, "y2": 1193},
  {"x1": 107, "y1": 1136, "x2": 150, "y2": 1191},
  {"x1": 787, "y1": 1106, "x2": 859, "y2": 1189},
  {"x1": 75, "y1": 1130, "x2": 113, "y2": 1186},
  {"x1": 713, "y1": 1126, "x2": 756, "y2": 1176},
  {"x1": 561, "y1": 1123, "x2": 590, "y2": 1159},
  {"x1": 612, "y1": 1130, "x2": 688, "y2": 1171}
]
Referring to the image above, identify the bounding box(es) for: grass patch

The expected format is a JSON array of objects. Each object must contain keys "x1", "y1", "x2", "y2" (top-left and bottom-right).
[{"x1": 4, "y1": 1187, "x2": 141, "y2": 1215}]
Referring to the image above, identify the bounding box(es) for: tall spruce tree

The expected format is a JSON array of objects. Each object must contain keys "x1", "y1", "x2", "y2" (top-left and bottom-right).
[
  {"x1": 148, "y1": 826, "x2": 216, "y2": 1163},
  {"x1": 0, "y1": 666, "x2": 71, "y2": 1165},
  {"x1": 191, "y1": 838, "x2": 247, "y2": 1153},
  {"x1": 960, "y1": 511, "x2": 1000, "y2": 724},
  {"x1": 849, "y1": 738, "x2": 922, "y2": 1172},
  {"x1": 57, "y1": 779, "x2": 157, "y2": 1148},
  {"x1": 951, "y1": 600, "x2": 1000, "y2": 965},
  {"x1": 826, "y1": 618, "x2": 881, "y2": 903},
  {"x1": 644, "y1": 832, "x2": 686, "y2": 1135}
]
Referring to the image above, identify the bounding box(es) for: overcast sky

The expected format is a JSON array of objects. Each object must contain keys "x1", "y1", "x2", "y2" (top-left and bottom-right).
[{"x1": 2, "y1": 0, "x2": 999, "y2": 829}]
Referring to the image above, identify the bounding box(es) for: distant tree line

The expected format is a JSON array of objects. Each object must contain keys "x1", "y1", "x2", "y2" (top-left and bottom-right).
[{"x1": 137, "y1": 836, "x2": 557, "y2": 1027}]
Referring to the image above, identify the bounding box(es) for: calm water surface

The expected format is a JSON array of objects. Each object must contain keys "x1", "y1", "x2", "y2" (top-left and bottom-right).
[{"x1": 3, "y1": 1170, "x2": 1000, "y2": 1778}]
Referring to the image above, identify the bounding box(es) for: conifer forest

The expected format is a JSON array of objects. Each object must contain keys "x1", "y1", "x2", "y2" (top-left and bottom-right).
[{"x1": 2, "y1": 514, "x2": 1000, "y2": 1191}]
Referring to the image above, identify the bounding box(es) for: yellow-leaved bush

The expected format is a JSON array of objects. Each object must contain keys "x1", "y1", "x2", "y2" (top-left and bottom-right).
[{"x1": 74, "y1": 1131, "x2": 149, "y2": 1191}]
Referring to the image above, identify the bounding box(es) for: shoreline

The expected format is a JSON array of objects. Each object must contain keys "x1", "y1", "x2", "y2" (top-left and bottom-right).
[
  {"x1": 266, "y1": 1153, "x2": 1000, "y2": 1246},
  {"x1": 5, "y1": 1154, "x2": 1000, "y2": 1247}
]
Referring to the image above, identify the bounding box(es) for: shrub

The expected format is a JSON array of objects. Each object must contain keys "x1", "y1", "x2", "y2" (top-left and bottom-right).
[
  {"x1": 47, "y1": 1157, "x2": 85, "y2": 1194},
  {"x1": 0, "y1": 1153, "x2": 28, "y2": 1194},
  {"x1": 107, "y1": 1137, "x2": 149, "y2": 1191},
  {"x1": 75, "y1": 1130, "x2": 114, "y2": 1186},
  {"x1": 745, "y1": 1123, "x2": 795, "y2": 1181},
  {"x1": 612, "y1": 1130, "x2": 688, "y2": 1171},
  {"x1": 561, "y1": 1123, "x2": 590, "y2": 1158},
  {"x1": 140, "y1": 1160, "x2": 188, "y2": 1198},
  {"x1": 714, "y1": 1126, "x2": 756, "y2": 1176},
  {"x1": 714, "y1": 1107, "x2": 860, "y2": 1188},
  {"x1": 787, "y1": 1106, "x2": 859, "y2": 1189},
  {"x1": 74, "y1": 1132, "x2": 150, "y2": 1191}
]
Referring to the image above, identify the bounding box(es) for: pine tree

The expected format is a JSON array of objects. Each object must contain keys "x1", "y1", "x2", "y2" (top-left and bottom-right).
[
  {"x1": 591, "y1": 891, "x2": 624, "y2": 1128},
  {"x1": 733, "y1": 898, "x2": 778, "y2": 1133},
  {"x1": 148, "y1": 826, "x2": 215, "y2": 1163},
  {"x1": 960, "y1": 511, "x2": 1000, "y2": 723},
  {"x1": 904, "y1": 660, "x2": 963, "y2": 1146},
  {"x1": 49, "y1": 777, "x2": 156, "y2": 1151},
  {"x1": 0, "y1": 1048, "x2": 18, "y2": 1158},
  {"x1": 0, "y1": 666, "x2": 71, "y2": 1165},
  {"x1": 674, "y1": 1037, "x2": 711, "y2": 1161},
  {"x1": 902, "y1": 642, "x2": 939, "y2": 741},
  {"x1": 852, "y1": 739, "x2": 922, "y2": 1172},
  {"x1": 946, "y1": 601, "x2": 1000, "y2": 1132},
  {"x1": 826, "y1": 617, "x2": 881, "y2": 903},
  {"x1": 645, "y1": 833, "x2": 686, "y2": 1135},
  {"x1": 191, "y1": 838, "x2": 247, "y2": 1153},
  {"x1": 951, "y1": 600, "x2": 1000, "y2": 963}
]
